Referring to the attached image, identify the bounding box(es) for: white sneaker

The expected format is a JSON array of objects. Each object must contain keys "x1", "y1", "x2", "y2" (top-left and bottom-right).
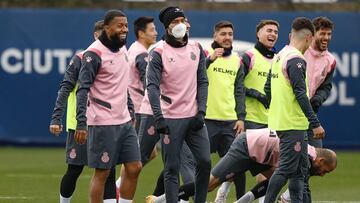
[
  {"x1": 214, "y1": 182, "x2": 231, "y2": 203},
  {"x1": 277, "y1": 194, "x2": 290, "y2": 203},
  {"x1": 145, "y1": 195, "x2": 157, "y2": 203}
]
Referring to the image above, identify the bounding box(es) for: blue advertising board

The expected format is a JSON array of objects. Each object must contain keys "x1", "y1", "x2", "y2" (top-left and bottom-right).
[{"x1": 0, "y1": 8, "x2": 359, "y2": 148}]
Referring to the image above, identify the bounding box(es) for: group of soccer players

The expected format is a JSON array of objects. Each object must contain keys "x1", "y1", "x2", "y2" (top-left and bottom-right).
[{"x1": 50, "y1": 5, "x2": 337, "y2": 203}]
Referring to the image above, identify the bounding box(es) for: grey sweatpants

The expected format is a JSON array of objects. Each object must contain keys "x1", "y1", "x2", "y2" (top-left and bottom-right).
[
  {"x1": 161, "y1": 118, "x2": 211, "y2": 203},
  {"x1": 138, "y1": 114, "x2": 196, "y2": 183},
  {"x1": 264, "y1": 130, "x2": 308, "y2": 203}
]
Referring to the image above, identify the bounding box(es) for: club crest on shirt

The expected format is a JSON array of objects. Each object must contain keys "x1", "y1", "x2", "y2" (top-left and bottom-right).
[{"x1": 190, "y1": 52, "x2": 196, "y2": 60}]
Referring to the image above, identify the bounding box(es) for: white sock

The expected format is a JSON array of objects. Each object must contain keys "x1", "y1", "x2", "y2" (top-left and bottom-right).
[
  {"x1": 60, "y1": 194, "x2": 71, "y2": 203},
  {"x1": 179, "y1": 199, "x2": 189, "y2": 203},
  {"x1": 156, "y1": 194, "x2": 166, "y2": 203},
  {"x1": 235, "y1": 191, "x2": 255, "y2": 203},
  {"x1": 220, "y1": 181, "x2": 231, "y2": 193},
  {"x1": 281, "y1": 189, "x2": 291, "y2": 201},
  {"x1": 116, "y1": 177, "x2": 121, "y2": 188},
  {"x1": 118, "y1": 197, "x2": 132, "y2": 203},
  {"x1": 103, "y1": 199, "x2": 116, "y2": 203},
  {"x1": 258, "y1": 196, "x2": 264, "y2": 203}
]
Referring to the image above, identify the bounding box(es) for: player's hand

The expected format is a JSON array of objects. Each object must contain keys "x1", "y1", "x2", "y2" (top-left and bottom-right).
[
  {"x1": 75, "y1": 129, "x2": 88, "y2": 144},
  {"x1": 49, "y1": 124, "x2": 63, "y2": 136},
  {"x1": 233, "y1": 120, "x2": 244, "y2": 136},
  {"x1": 190, "y1": 111, "x2": 205, "y2": 131},
  {"x1": 209, "y1": 48, "x2": 224, "y2": 61},
  {"x1": 155, "y1": 118, "x2": 170, "y2": 135},
  {"x1": 312, "y1": 125, "x2": 325, "y2": 139}
]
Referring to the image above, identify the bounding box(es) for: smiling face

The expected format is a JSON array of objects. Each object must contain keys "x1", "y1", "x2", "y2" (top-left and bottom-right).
[
  {"x1": 257, "y1": 24, "x2": 278, "y2": 50},
  {"x1": 105, "y1": 16, "x2": 128, "y2": 44},
  {"x1": 313, "y1": 28, "x2": 332, "y2": 52}
]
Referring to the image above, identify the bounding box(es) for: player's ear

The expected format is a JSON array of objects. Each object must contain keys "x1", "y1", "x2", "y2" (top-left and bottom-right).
[{"x1": 318, "y1": 157, "x2": 326, "y2": 164}]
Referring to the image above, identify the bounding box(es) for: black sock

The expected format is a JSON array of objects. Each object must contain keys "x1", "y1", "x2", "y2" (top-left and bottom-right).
[
  {"x1": 153, "y1": 170, "x2": 165, "y2": 196},
  {"x1": 234, "y1": 173, "x2": 246, "y2": 199},
  {"x1": 60, "y1": 164, "x2": 84, "y2": 198},
  {"x1": 250, "y1": 179, "x2": 269, "y2": 199},
  {"x1": 178, "y1": 182, "x2": 195, "y2": 201},
  {"x1": 103, "y1": 167, "x2": 116, "y2": 199}
]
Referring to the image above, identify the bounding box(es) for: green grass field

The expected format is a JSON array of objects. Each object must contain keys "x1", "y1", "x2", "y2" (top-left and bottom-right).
[{"x1": 0, "y1": 147, "x2": 359, "y2": 202}]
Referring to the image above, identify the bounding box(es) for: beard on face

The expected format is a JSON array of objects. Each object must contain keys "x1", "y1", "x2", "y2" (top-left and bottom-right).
[
  {"x1": 221, "y1": 40, "x2": 232, "y2": 48},
  {"x1": 309, "y1": 165, "x2": 321, "y2": 176},
  {"x1": 315, "y1": 39, "x2": 328, "y2": 52},
  {"x1": 110, "y1": 32, "x2": 127, "y2": 48}
]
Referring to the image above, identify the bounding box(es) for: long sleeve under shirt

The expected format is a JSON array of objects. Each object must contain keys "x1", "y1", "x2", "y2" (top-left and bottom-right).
[
  {"x1": 76, "y1": 51, "x2": 101, "y2": 130},
  {"x1": 135, "y1": 52, "x2": 149, "y2": 86},
  {"x1": 50, "y1": 54, "x2": 81, "y2": 126},
  {"x1": 265, "y1": 57, "x2": 320, "y2": 129},
  {"x1": 147, "y1": 43, "x2": 208, "y2": 123}
]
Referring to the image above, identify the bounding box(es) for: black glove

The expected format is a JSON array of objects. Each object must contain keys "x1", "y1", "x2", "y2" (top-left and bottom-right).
[
  {"x1": 191, "y1": 111, "x2": 205, "y2": 131},
  {"x1": 155, "y1": 117, "x2": 170, "y2": 134},
  {"x1": 246, "y1": 88, "x2": 269, "y2": 109},
  {"x1": 310, "y1": 96, "x2": 321, "y2": 113}
]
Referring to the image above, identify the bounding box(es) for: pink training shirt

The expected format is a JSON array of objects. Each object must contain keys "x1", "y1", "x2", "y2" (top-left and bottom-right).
[
  {"x1": 85, "y1": 40, "x2": 131, "y2": 125},
  {"x1": 246, "y1": 128, "x2": 317, "y2": 166},
  {"x1": 128, "y1": 41, "x2": 148, "y2": 113},
  {"x1": 305, "y1": 46, "x2": 336, "y2": 98},
  {"x1": 246, "y1": 128, "x2": 280, "y2": 167},
  {"x1": 153, "y1": 40, "x2": 201, "y2": 118}
]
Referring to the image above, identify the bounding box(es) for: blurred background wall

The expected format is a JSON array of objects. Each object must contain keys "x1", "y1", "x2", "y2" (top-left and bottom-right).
[{"x1": 0, "y1": 0, "x2": 359, "y2": 148}]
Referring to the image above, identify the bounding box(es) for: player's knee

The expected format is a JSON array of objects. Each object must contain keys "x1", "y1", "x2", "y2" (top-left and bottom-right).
[
  {"x1": 124, "y1": 161, "x2": 142, "y2": 178},
  {"x1": 197, "y1": 156, "x2": 211, "y2": 172},
  {"x1": 164, "y1": 161, "x2": 180, "y2": 176},
  {"x1": 66, "y1": 164, "x2": 84, "y2": 178},
  {"x1": 94, "y1": 168, "x2": 111, "y2": 182}
]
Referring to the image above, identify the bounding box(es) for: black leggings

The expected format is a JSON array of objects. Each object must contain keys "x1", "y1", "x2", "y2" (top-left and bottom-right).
[{"x1": 60, "y1": 164, "x2": 116, "y2": 199}]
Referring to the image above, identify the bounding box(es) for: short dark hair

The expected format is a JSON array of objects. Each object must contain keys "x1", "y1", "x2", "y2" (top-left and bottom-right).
[
  {"x1": 134, "y1": 16, "x2": 154, "y2": 39},
  {"x1": 93, "y1": 20, "x2": 104, "y2": 33},
  {"x1": 313, "y1": 16, "x2": 334, "y2": 32},
  {"x1": 104, "y1": 10, "x2": 126, "y2": 25},
  {"x1": 214, "y1": 20, "x2": 233, "y2": 33},
  {"x1": 291, "y1": 17, "x2": 315, "y2": 36},
  {"x1": 256, "y1": 19, "x2": 279, "y2": 33},
  {"x1": 316, "y1": 148, "x2": 337, "y2": 168}
]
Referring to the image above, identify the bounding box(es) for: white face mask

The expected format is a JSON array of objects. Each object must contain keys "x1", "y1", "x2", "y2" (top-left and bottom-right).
[{"x1": 171, "y1": 23, "x2": 187, "y2": 39}]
